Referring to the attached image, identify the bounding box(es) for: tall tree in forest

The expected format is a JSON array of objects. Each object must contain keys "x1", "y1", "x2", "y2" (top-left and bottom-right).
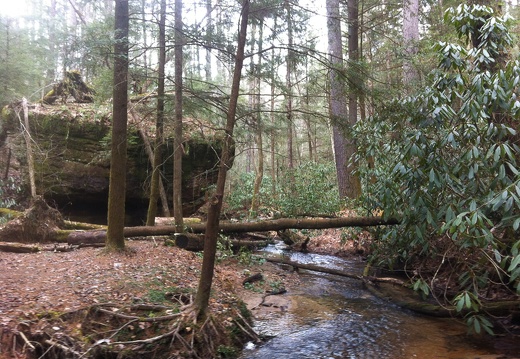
[
  {"x1": 284, "y1": 0, "x2": 294, "y2": 170},
  {"x1": 173, "y1": 0, "x2": 184, "y2": 232},
  {"x1": 402, "y1": 0, "x2": 419, "y2": 86},
  {"x1": 146, "y1": 0, "x2": 167, "y2": 226},
  {"x1": 346, "y1": 0, "x2": 361, "y2": 198},
  {"x1": 250, "y1": 12, "x2": 265, "y2": 215},
  {"x1": 327, "y1": 0, "x2": 349, "y2": 199},
  {"x1": 106, "y1": 0, "x2": 129, "y2": 251},
  {"x1": 205, "y1": 0, "x2": 213, "y2": 81},
  {"x1": 269, "y1": 28, "x2": 281, "y2": 195},
  {"x1": 0, "y1": 17, "x2": 41, "y2": 106},
  {"x1": 245, "y1": 18, "x2": 257, "y2": 175},
  {"x1": 194, "y1": 0, "x2": 250, "y2": 317},
  {"x1": 46, "y1": 0, "x2": 58, "y2": 84}
]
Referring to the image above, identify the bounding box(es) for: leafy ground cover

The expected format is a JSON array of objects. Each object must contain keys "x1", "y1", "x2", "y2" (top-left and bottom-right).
[{"x1": 0, "y1": 237, "x2": 314, "y2": 358}]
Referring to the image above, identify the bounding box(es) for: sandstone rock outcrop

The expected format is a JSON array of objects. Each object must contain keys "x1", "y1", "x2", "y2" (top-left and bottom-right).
[{"x1": 0, "y1": 101, "x2": 228, "y2": 224}]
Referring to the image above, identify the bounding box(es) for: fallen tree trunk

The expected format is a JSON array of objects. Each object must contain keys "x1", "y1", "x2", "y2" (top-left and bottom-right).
[
  {"x1": 67, "y1": 230, "x2": 106, "y2": 245},
  {"x1": 0, "y1": 242, "x2": 94, "y2": 253},
  {"x1": 0, "y1": 242, "x2": 40, "y2": 253},
  {"x1": 364, "y1": 281, "x2": 520, "y2": 318},
  {"x1": 174, "y1": 233, "x2": 274, "y2": 251},
  {"x1": 267, "y1": 257, "x2": 520, "y2": 318},
  {"x1": 265, "y1": 257, "x2": 406, "y2": 285},
  {"x1": 62, "y1": 221, "x2": 106, "y2": 231},
  {"x1": 1, "y1": 215, "x2": 398, "y2": 244},
  {"x1": 124, "y1": 216, "x2": 399, "y2": 237}
]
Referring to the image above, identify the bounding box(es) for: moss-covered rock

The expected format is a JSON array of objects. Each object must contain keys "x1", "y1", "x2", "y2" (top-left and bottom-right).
[{"x1": 0, "y1": 102, "x2": 229, "y2": 224}]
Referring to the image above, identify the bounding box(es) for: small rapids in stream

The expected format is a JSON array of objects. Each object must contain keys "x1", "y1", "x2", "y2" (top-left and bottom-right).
[{"x1": 239, "y1": 245, "x2": 516, "y2": 359}]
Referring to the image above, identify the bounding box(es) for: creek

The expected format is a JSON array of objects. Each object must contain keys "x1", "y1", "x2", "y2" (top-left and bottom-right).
[{"x1": 239, "y1": 246, "x2": 518, "y2": 359}]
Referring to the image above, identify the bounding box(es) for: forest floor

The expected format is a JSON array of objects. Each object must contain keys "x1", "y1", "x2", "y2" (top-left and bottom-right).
[{"x1": 0, "y1": 228, "x2": 356, "y2": 358}]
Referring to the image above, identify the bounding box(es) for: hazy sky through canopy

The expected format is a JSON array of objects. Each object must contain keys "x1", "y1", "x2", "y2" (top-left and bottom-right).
[{"x1": 0, "y1": 0, "x2": 29, "y2": 19}]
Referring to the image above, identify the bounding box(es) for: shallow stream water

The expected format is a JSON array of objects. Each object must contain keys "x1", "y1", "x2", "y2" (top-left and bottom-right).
[{"x1": 239, "y1": 246, "x2": 519, "y2": 359}]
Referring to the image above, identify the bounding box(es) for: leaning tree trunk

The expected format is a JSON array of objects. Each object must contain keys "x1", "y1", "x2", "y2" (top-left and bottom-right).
[{"x1": 194, "y1": 0, "x2": 250, "y2": 318}]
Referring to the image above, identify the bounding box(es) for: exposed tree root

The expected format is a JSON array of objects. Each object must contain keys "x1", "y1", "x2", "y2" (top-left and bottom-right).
[{"x1": 4, "y1": 297, "x2": 256, "y2": 358}]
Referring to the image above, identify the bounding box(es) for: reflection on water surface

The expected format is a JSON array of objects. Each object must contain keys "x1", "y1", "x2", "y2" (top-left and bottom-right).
[{"x1": 240, "y1": 247, "x2": 517, "y2": 359}]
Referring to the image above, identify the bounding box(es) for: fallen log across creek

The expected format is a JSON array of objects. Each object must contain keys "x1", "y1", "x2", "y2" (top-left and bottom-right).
[
  {"x1": 62, "y1": 216, "x2": 398, "y2": 248},
  {"x1": 265, "y1": 257, "x2": 406, "y2": 285},
  {"x1": 0, "y1": 215, "x2": 398, "y2": 250},
  {"x1": 124, "y1": 216, "x2": 400, "y2": 237}
]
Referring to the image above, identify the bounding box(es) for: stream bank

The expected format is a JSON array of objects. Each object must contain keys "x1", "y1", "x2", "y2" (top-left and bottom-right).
[{"x1": 239, "y1": 247, "x2": 520, "y2": 359}]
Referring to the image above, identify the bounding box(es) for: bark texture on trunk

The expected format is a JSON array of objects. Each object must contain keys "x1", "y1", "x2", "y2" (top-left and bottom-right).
[
  {"x1": 174, "y1": 233, "x2": 273, "y2": 251},
  {"x1": 173, "y1": 0, "x2": 184, "y2": 232},
  {"x1": 194, "y1": 0, "x2": 250, "y2": 318},
  {"x1": 403, "y1": 0, "x2": 419, "y2": 86},
  {"x1": 106, "y1": 0, "x2": 129, "y2": 250},
  {"x1": 327, "y1": 0, "x2": 349, "y2": 199},
  {"x1": 146, "y1": 0, "x2": 168, "y2": 225},
  {"x1": 346, "y1": 0, "x2": 361, "y2": 198}
]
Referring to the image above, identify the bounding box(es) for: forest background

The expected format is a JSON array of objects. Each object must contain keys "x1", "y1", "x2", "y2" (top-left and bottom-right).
[{"x1": 2, "y1": 0, "x2": 520, "y2": 335}]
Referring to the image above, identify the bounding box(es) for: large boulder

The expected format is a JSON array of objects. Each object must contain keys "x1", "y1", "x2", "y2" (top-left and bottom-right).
[{"x1": 0, "y1": 101, "x2": 229, "y2": 225}]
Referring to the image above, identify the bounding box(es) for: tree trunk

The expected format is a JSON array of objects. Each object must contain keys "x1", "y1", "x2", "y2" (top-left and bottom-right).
[
  {"x1": 327, "y1": 0, "x2": 349, "y2": 199},
  {"x1": 251, "y1": 19, "x2": 264, "y2": 215},
  {"x1": 251, "y1": 122, "x2": 264, "y2": 213},
  {"x1": 174, "y1": 233, "x2": 273, "y2": 251},
  {"x1": 0, "y1": 242, "x2": 40, "y2": 253},
  {"x1": 194, "y1": 0, "x2": 250, "y2": 318},
  {"x1": 269, "y1": 34, "x2": 278, "y2": 195},
  {"x1": 0, "y1": 216, "x2": 398, "y2": 243},
  {"x1": 402, "y1": 0, "x2": 419, "y2": 87},
  {"x1": 68, "y1": 230, "x2": 107, "y2": 245},
  {"x1": 137, "y1": 127, "x2": 169, "y2": 219},
  {"x1": 20, "y1": 98, "x2": 37, "y2": 198},
  {"x1": 304, "y1": 58, "x2": 314, "y2": 162},
  {"x1": 173, "y1": 0, "x2": 184, "y2": 232},
  {"x1": 106, "y1": 0, "x2": 129, "y2": 251},
  {"x1": 140, "y1": 0, "x2": 148, "y2": 79},
  {"x1": 346, "y1": 0, "x2": 362, "y2": 198},
  {"x1": 358, "y1": 1, "x2": 367, "y2": 119},
  {"x1": 285, "y1": 0, "x2": 294, "y2": 170},
  {"x1": 205, "y1": 0, "x2": 212, "y2": 82},
  {"x1": 146, "y1": 0, "x2": 168, "y2": 225},
  {"x1": 123, "y1": 216, "x2": 399, "y2": 237}
]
